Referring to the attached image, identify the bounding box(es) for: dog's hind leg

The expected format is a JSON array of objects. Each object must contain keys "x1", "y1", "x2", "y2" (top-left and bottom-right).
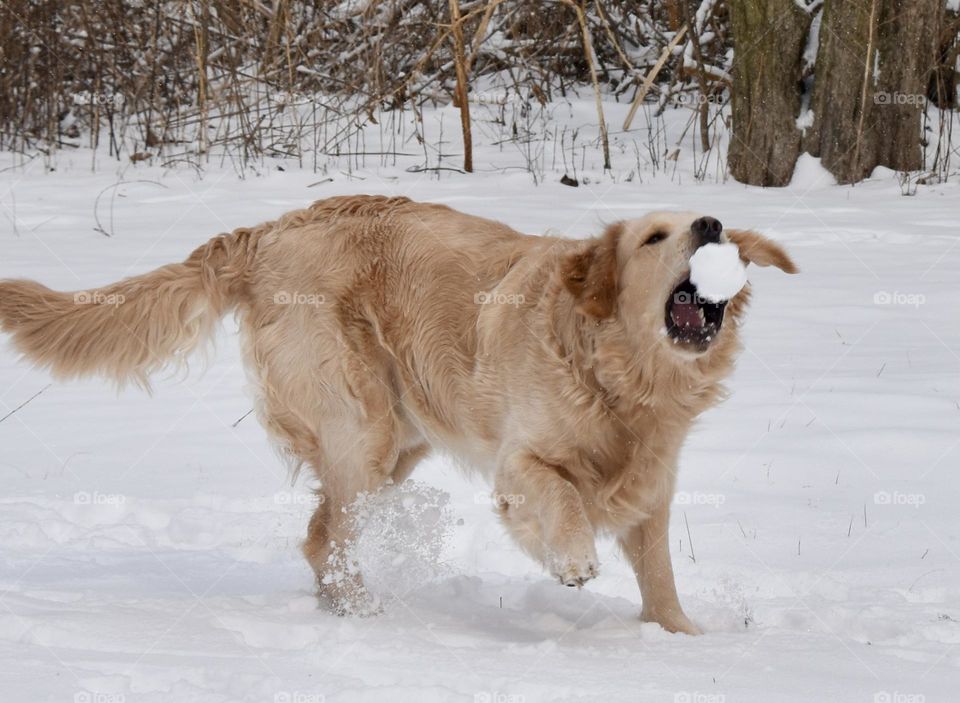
[
  {"x1": 300, "y1": 415, "x2": 404, "y2": 615},
  {"x1": 243, "y1": 296, "x2": 429, "y2": 613},
  {"x1": 302, "y1": 441, "x2": 430, "y2": 614},
  {"x1": 242, "y1": 329, "x2": 397, "y2": 613},
  {"x1": 302, "y1": 440, "x2": 429, "y2": 615},
  {"x1": 494, "y1": 451, "x2": 599, "y2": 587},
  {"x1": 300, "y1": 364, "x2": 429, "y2": 613}
]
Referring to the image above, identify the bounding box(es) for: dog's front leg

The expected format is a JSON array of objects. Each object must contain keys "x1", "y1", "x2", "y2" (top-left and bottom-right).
[
  {"x1": 619, "y1": 507, "x2": 701, "y2": 635},
  {"x1": 495, "y1": 452, "x2": 599, "y2": 587}
]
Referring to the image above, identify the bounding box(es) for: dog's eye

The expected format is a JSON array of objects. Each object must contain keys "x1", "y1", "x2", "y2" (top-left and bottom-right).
[{"x1": 644, "y1": 231, "x2": 668, "y2": 246}]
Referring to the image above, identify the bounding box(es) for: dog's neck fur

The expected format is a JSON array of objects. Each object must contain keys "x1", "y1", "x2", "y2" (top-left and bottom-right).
[{"x1": 548, "y1": 255, "x2": 744, "y2": 429}]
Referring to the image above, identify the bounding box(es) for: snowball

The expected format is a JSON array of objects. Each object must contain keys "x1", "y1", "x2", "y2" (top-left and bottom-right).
[{"x1": 689, "y1": 242, "x2": 748, "y2": 302}]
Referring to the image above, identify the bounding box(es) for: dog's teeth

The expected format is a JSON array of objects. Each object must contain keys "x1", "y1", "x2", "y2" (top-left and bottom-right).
[{"x1": 697, "y1": 308, "x2": 706, "y2": 324}]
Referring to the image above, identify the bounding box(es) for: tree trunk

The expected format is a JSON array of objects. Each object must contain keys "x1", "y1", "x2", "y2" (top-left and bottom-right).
[
  {"x1": 928, "y1": 8, "x2": 959, "y2": 110},
  {"x1": 805, "y1": 0, "x2": 942, "y2": 184},
  {"x1": 728, "y1": 0, "x2": 811, "y2": 186}
]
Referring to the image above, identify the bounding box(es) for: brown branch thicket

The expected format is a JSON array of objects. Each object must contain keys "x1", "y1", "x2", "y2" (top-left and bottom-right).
[{"x1": 0, "y1": 0, "x2": 734, "y2": 166}]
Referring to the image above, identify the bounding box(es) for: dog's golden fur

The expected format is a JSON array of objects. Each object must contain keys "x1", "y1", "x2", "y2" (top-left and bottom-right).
[{"x1": 0, "y1": 195, "x2": 796, "y2": 633}]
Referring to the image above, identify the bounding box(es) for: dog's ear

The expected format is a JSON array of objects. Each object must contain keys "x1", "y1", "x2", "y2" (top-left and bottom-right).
[
  {"x1": 726, "y1": 229, "x2": 798, "y2": 274},
  {"x1": 562, "y1": 222, "x2": 622, "y2": 318}
]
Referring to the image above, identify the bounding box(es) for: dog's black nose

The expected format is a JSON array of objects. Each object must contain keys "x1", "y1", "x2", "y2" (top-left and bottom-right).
[{"x1": 692, "y1": 216, "x2": 722, "y2": 246}]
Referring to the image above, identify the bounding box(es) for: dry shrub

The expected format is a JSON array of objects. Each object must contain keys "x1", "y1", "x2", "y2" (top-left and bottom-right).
[{"x1": 0, "y1": 1, "x2": 732, "y2": 169}]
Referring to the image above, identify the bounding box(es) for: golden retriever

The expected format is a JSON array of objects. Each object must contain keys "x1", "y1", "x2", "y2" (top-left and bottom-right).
[{"x1": 0, "y1": 195, "x2": 796, "y2": 634}]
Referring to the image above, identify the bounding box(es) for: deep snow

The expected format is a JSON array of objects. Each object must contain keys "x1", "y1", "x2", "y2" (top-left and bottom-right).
[{"x1": 1, "y1": 102, "x2": 959, "y2": 703}]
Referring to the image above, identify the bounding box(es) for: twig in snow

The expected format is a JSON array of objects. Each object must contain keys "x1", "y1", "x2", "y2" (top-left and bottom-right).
[
  {"x1": 1, "y1": 190, "x2": 20, "y2": 236},
  {"x1": 908, "y1": 568, "x2": 942, "y2": 591},
  {"x1": 555, "y1": 0, "x2": 610, "y2": 169},
  {"x1": 93, "y1": 179, "x2": 167, "y2": 237},
  {"x1": 0, "y1": 383, "x2": 52, "y2": 425},
  {"x1": 448, "y1": 0, "x2": 473, "y2": 173},
  {"x1": 405, "y1": 166, "x2": 466, "y2": 174},
  {"x1": 683, "y1": 511, "x2": 696, "y2": 563},
  {"x1": 623, "y1": 26, "x2": 688, "y2": 131},
  {"x1": 680, "y1": 0, "x2": 712, "y2": 152},
  {"x1": 232, "y1": 408, "x2": 254, "y2": 427}
]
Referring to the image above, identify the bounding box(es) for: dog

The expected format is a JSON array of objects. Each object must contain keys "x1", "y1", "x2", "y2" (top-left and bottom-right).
[{"x1": 0, "y1": 195, "x2": 796, "y2": 633}]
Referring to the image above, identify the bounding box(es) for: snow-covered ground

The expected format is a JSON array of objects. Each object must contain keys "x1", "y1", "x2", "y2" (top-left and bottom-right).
[{"x1": 1, "y1": 103, "x2": 959, "y2": 702}]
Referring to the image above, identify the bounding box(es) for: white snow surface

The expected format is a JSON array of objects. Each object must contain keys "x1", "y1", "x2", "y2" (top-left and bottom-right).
[
  {"x1": 789, "y1": 153, "x2": 837, "y2": 188},
  {"x1": 1, "y1": 102, "x2": 960, "y2": 703},
  {"x1": 689, "y1": 243, "x2": 748, "y2": 302}
]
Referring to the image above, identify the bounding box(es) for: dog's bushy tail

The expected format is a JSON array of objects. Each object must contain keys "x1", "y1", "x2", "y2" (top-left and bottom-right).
[{"x1": 0, "y1": 228, "x2": 259, "y2": 388}]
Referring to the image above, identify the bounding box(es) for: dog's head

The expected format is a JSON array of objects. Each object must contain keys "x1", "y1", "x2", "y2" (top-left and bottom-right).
[{"x1": 562, "y1": 212, "x2": 797, "y2": 360}]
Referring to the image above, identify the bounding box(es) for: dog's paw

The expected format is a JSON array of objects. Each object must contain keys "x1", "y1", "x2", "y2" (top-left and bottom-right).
[
  {"x1": 317, "y1": 572, "x2": 382, "y2": 617},
  {"x1": 642, "y1": 608, "x2": 702, "y2": 635},
  {"x1": 547, "y1": 543, "x2": 599, "y2": 588},
  {"x1": 334, "y1": 592, "x2": 384, "y2": 617},
  {"x1": 319, "y1": 590, "x2": 384, "y2": 617}
]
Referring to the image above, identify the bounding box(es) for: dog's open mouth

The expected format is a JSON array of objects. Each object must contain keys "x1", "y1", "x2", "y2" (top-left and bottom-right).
[{"x1": 664, "y1": 279, "x2": 726, "y2": 351}]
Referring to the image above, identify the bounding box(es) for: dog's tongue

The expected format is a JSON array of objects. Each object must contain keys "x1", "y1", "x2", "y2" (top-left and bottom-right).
[{"x1": 671, "y1": 301, "x2": 703, "y2": 329}]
